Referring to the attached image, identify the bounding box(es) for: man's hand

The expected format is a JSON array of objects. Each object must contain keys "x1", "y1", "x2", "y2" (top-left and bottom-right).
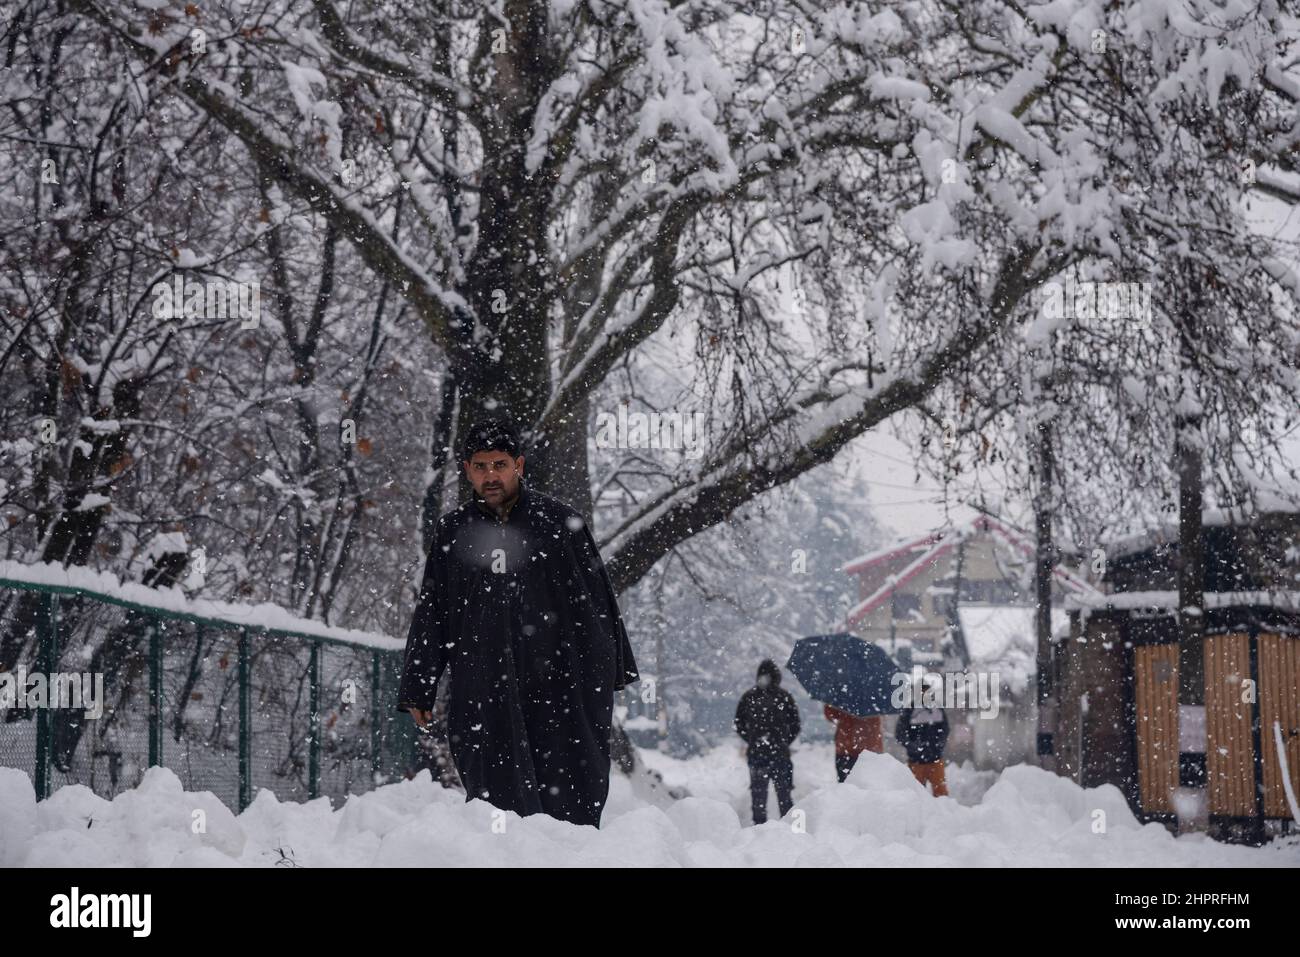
[{"x1": 408, "y1": 707, "x2": 433, "y2": 728}]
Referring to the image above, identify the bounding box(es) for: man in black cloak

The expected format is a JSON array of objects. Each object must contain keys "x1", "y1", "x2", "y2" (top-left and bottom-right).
[{"x1": 397, "y1": 416, "x2": 639, "y2": 827}]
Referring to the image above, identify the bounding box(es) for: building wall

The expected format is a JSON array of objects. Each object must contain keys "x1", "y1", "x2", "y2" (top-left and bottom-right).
[{"x1": 1054, "y1": 613, "x2": 1139, "y2": 807}]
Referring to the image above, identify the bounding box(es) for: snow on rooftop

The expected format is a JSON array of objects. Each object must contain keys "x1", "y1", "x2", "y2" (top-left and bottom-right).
[
  {"x1": 840, "y1": 533, "x2": 943, "y2": 574},
  {"x1": 1100, "y1": 501, "x2": 1300, "y2": 562},
  {"x1": 1065, "y1": 590, "x2": 1300, "y2": 614},
  {"x1": 958, "y1": 604, "x2": 1068, "y2": 696}
]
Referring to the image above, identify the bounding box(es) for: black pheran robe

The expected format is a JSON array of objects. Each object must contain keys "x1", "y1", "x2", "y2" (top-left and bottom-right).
[{"x1": 397, "y1": 480, "x2": 639, "y2": 827}]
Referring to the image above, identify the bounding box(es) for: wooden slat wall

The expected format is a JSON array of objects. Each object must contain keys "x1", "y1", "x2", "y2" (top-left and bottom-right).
[
  {"x1": 1081, "y1": 623, "x2": 1132, "y2": 791},
  {"x1": 1259, "y1": 633, "x2": 1300, "y2": 819},
  {"x1": 1133, "y1": 644, "x2": 1179, "y2": 814},
  {"x1": 1205, "y1": 634, "x2": 1256, "y2": 817}
]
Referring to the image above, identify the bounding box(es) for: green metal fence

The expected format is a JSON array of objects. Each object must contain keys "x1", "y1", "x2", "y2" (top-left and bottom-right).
[{"x1": 0, "y1": 568, "x2": 418, "y2": 812}]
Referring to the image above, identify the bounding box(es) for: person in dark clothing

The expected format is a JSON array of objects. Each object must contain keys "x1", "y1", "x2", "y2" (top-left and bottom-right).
[
  {"x1": 894, "y1": 706, "x2": 950, "y2": 796},
  {"x1": 734, "y1": 659, "x2": 801, "y2": 824},
  {"x1": 397, "y1": 416, "x2": 639, "y2": 827}
]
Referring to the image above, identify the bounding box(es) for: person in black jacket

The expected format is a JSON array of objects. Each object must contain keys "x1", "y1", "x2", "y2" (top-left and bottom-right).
[
  {"x1": 397, "y1": 416, "x2": 639, "y2": 827},
  {"x1": 734, "y1": 659, "x2": 801, "y2": 824},
  {"x1": 895, "y1": 706, "x2": 949, "y2": 796}
]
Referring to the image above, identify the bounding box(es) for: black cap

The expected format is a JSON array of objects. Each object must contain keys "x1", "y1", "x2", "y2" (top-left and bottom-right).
[{"x1": 461, "y1": 416, "x2": 522, "y2": 460}]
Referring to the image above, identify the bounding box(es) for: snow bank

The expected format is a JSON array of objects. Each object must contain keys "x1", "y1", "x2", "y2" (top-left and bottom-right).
[{"x1": 4, "y1": 747, "x2": 1296, "y2": 867}]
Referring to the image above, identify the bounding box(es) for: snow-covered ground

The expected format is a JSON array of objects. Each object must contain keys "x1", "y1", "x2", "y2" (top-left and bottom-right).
[{"x1": 4, "y1": 744, "x2": 1296, "y2": 867}]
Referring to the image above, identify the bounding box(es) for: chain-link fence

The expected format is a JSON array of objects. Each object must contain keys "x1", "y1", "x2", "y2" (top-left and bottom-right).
[{"x1": 0, "y1": 568, "x2": 417, "y2": 812}]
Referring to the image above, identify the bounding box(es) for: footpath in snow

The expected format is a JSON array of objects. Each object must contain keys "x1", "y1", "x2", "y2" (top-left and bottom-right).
[{"x1": 3, "y1": 744, "x2": 1297, "y2": 867}]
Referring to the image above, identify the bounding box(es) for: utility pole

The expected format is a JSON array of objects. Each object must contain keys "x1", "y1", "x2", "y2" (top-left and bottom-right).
[
  {"x1": 1034, "y1": 330, "x2": 1058, "y2": 772},
  {"x1": 1175, "y1": 270, "x2": 1207, "y2": 801}
]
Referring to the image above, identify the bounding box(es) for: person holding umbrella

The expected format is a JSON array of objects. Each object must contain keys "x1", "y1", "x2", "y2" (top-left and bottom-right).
[
  {"x1": 823, "y1": 705, "x2": 882, "y2": 782},
  {"x1": 734, "y1": 659, "x2": 801, "y2": 824},
  {"x1": 786, "y1": 632, "x2": 902, "y2": 784}
]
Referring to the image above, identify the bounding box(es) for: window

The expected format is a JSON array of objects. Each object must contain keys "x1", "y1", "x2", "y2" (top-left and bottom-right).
[
  {"x1": 891, "y1": 592, "x2": 922, "y2": 619},
  {"x1": 931, "y1": 592, "x2": 956, "y2": 617}
]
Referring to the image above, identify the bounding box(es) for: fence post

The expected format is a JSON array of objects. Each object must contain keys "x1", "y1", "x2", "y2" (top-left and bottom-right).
[
  {"x1": 1247, "y1": 627, "x2": 1266, "y2": 845},
  {"x1": 148, "y1": 617, "x2": 163, "y2": 768},
  {"x1": 308, "y1": 639, "x2": 320, "y2": 799},
  {"x1": 371, "y1": 649, "x2": 382, "y2": 781},
  {"x1": 238, "y1": 627, "x2": 251, "y2": 812},
  {"x1": 33, "y1": 592, "x2": 57, "y2": 800}
]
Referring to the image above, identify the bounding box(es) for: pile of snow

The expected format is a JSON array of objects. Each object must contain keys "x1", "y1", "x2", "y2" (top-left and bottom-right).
[{"x1": 3, "y1": 745, "x2": 1296, "y2": 867}]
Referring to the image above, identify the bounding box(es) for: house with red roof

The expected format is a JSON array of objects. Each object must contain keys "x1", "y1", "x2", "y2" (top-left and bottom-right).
[{"x1": 841, "y1": 513, "x2": 1098, "y2": 768}]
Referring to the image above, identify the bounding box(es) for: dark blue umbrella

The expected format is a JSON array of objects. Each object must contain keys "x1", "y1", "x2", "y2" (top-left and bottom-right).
[{"x1": 786, "y1": 633, "x2": 903, "y2": 716}]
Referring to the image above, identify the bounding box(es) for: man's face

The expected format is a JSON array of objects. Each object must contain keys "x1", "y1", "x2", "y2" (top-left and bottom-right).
[{"x1": 464, "y1": 449, "x2": 525, "y2": 506}]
